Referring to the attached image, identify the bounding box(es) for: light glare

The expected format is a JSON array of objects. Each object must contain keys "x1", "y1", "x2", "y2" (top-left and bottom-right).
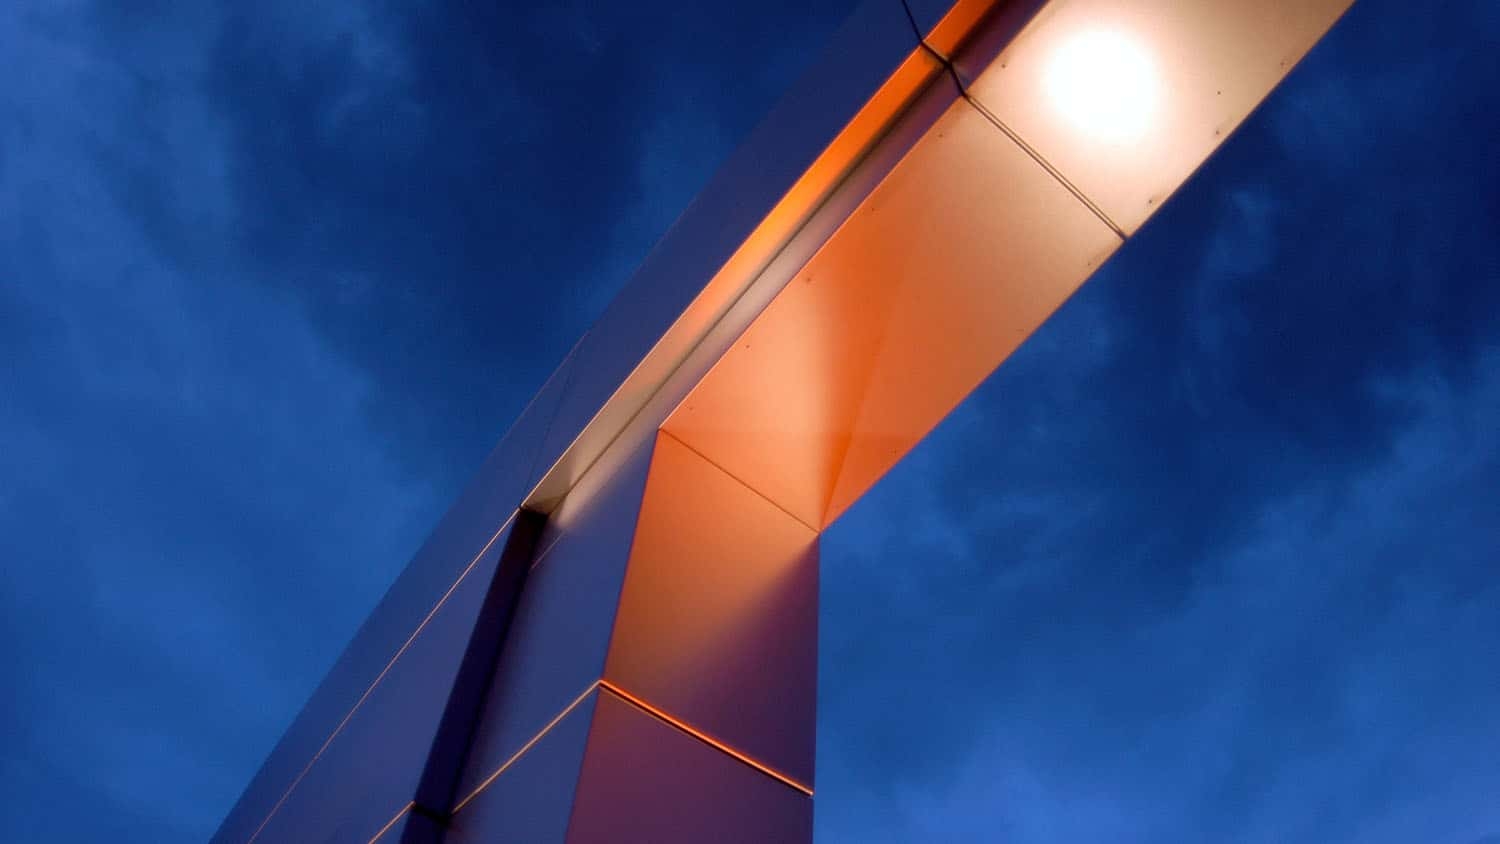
[{"x1": 1044, "y1": 29, "x2": 1159, "y2": 144}]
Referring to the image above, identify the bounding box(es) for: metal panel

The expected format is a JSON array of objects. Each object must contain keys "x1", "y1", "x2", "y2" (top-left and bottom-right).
[
  {"x1": 213, "y1": 358, "x2": 568, "y2": 844},
  {"x1": 961, "y1": 0, "x2": 1355, "y2": 234},
  {"x1": 371, "y1": 349, "x2": 571, "y2": 665},
  {"x1": 247, "y1": 523, "x2": 509, "y2": 844},
  {"x1": 661, "y1": 226, "x2": 901, "y2": 526},
  {"x1": 445, "y1": 691, "x2": 599, "y2": 844},
  {"x1": 528, "y1": 0, "x2": 926, "y2": 507},
  {"x1": 566, "y1": 690, "x2": 813, "y2": 843},
  {"x1": 370, "y1": 808, "x2": 421, "y2": 843},
  {"x1": 907, "y1": 0, "x2": 992, "y2": 51},
  {"x1": 408, "y1": 510, "x2": 547, "y2": 820},
  {"x1": 605, "y1": 432, "x2": 819, "y2": 787},
  {"x1": 906, "y1": 0, "x2": 1048, "y2": 64},
  {"x1": 819, "y1": 98, "x2": 1121, "y2": 523},
  {"x1": 454, "y1": 435, "x2": 655, "y2": 801},
  {"x1": 664, "y1": 98, "x2": 1120, "y2": 528}
]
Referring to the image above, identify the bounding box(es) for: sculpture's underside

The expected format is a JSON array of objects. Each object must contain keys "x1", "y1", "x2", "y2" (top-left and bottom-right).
[{"x1": 213, "y1": 1, "x2": 1355, "y2": 840}]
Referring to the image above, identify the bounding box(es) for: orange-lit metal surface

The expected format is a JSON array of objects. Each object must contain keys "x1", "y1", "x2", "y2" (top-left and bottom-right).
[
  {"x1": 604, "y1": 431, "x2": 819, "y2": 786},
  {"x1": 526, "y1": 2, "x2": 944, "y2": 511},
  {"x1": 664, "y1": 97, "x2": 1120, "y2": 527},
  {"x1": 598, "y1": 680, "x2": 814, "y2": 796},
  {"x1": 565, "y1": 690, "x2": 813, "y2": 843},
  {"x1": 911, "y1": 0, "x2": 1032, "y2": 59},
  {"x1": 961, "y1": 0, "x2": 1354, "y2": 234}
]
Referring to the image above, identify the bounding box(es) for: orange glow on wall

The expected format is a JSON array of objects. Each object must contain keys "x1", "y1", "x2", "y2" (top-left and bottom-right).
[
  {"x1": 524, "y1": 47, "x2": 945, "y2": 511},
  {"x1": 663, "y1": 98, "x2": 1120, "y2": 528},
  {"x1": 659, "y1": 0, "x2": 1353, "y2": 528},
  {"x1": 599, "y1": 680, "x2": 813, "y2": 796},
  {"x1": 604, "y1": 431, "x2": 819, "y2": 786}
]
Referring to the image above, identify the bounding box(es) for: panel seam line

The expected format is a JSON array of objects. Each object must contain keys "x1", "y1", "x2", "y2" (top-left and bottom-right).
[
  {"x1": 657, "y1": 429, "x2": 820, "y2": 534},
  {"x1": 903, "y1": 0, "x2": 1127, "y2": 240},
  {"x1": 449, "y1": 681, "x2": 602, "y2": 815},
  {"x1": 365, "y1": 802, "x2": 413, "y2": 844},
  {"x1": 242, "y1": 509, "x2": 521, "y2": 843},
  {"x1": 597, "y1": 679, "x2": 814, "y2": 797},
  {"x1": 963, "y1": 94, "x2": 1128, "y2": 240}
]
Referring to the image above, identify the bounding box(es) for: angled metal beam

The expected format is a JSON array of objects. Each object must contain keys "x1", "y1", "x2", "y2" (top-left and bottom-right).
[{"x1": 215, "y1": 0, "x2": 1357, "y2": 840}]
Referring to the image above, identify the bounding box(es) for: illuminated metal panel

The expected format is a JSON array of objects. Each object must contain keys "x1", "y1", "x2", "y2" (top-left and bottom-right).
[
  {"x1": 566, "y1": 690, "x2": 813, "y2": 843},
  {"x1": 907, "y1": 0, "x2": 1044, "y2": 58},
  {"x1": 528, "y1": 0, "x2": 936, "y2": 508},
  {"x1": 663, "y1": 97, "x2": 1120, "y2": 527},
  {"x1": 245, "y1": 521, "x2": 509, "y2": 844},
  {"x1": 438, "y1": 418, "x2": 826, "y2": 835},
  {"x1": 605, "y1": 432, "x2": 820, "y2": 787},
  {"x1": 217, "y1": 6, "x2": 945, "y2": 826},
  {"x1": 960, "y1": 0, "x2": 1354, "y2": 234},
  {"x1": 453, "y1": 437, "x2": 654, "y2": 802},
  {"x1": 210, "y1": 359, "x2": 569, "y2": 844},
  {"x1": 455, "y1": 428, "x2": 819, "y2": 829}
]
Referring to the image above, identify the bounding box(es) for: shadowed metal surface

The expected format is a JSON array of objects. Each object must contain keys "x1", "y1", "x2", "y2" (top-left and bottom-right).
[
  {"x1": 604, "y1": 432, "x2": 820, "y2": 787},
  {"x1": 565, "y1": 690, "x2": 814, "y2": 843},
  {"x1": 444, "y1": 692, "x2": 601, "y2": 843}
]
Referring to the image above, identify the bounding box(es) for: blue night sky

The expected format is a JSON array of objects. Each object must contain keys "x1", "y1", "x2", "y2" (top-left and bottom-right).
[{"x1": 3, "y1": 1, "x2": 1498, "y2": 841}]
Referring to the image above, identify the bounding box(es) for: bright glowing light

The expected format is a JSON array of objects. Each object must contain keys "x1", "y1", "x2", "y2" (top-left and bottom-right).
[{"x1": 1044, "y1": 29, "x2": 1160, "y2": 144}]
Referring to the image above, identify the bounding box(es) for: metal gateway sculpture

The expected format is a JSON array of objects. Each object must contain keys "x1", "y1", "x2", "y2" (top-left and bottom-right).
[{"x1": 215, "y1": 1, "x2": 1355, "y2": 840}]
